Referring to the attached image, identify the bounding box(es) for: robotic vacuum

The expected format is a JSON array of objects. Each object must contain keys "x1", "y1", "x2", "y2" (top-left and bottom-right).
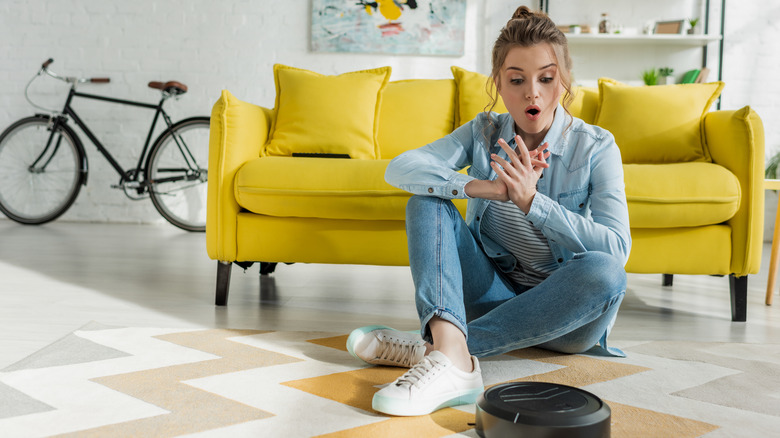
[{"x1": 475, "y1": 382, "x2": 611, "y2": 438}]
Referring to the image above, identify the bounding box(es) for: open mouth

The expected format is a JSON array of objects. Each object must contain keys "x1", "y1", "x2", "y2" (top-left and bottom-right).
[{"x1": 525, "y1": 105, "x2": 541, "y2": 120}]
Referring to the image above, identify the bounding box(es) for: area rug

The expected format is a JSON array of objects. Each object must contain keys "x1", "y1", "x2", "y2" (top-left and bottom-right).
[{"x1": 1, "y1": 323, "x2": 778, "y2": 437}]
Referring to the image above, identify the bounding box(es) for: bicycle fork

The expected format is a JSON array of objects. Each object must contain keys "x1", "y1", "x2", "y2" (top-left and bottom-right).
[{"x1": 29, "y1": 116, "x2": 67, "y2": 173}]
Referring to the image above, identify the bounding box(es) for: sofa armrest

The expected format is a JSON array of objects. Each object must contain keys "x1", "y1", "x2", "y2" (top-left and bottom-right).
[
  {"x1": 207, "y1": 90, "x2": 273, "y2": 261},
  {"x1": 704, "y1": 106, "x2": 766, "y2": 275}
]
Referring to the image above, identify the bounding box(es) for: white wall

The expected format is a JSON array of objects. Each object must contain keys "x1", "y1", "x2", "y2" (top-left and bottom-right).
[{"x1": 0, "y1": 0, "x2": 777, "y2": 225}]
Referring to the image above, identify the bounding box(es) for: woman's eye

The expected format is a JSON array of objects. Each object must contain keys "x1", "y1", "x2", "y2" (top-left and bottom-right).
[
  {"x1": 540, "y1": 77, "x2": 554, "y2": 83},
  {"x1": 510, "y1": 78, "x2": 523, "y2": 85}
]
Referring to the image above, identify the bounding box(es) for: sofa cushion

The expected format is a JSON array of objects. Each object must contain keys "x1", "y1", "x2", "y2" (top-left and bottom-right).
[
  {"x1": 235, "y1": 157, "x2": 410, "y2": 220},
  {"x1": 568, "y1": 86, "x2": 599, "y2": 124},
  {"x1": 265, "y1": 64, "x2": 391, "y2": 160},
  {"x1": 624, "y1": 162, "x2": 740, "y2": 228},
  {"x1": 451, "y1": 66, "x2": 507, "y2": 127},
  {"x1": 378, "y1": 79, "x2": 456, "y2": 159},
  {"x1": 595, "y1": 78, "x2": 724, "y2": 164}
]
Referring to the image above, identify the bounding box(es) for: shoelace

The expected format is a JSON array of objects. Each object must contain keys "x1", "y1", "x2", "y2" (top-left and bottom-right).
[
  {"x1": 375, "y1": 335, "x2": 422, "y2": 367},
  {"x1": 395, "y1": 355, "x2": 442, "y2": 388}
]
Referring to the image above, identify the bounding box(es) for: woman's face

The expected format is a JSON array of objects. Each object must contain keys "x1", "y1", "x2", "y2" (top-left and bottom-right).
[{"x1": 496, "y1": 44, "x2": 563, "y2": 147}]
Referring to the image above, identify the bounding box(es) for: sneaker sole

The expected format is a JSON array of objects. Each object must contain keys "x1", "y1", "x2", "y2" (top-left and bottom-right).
[
  {"x1": 346, "y1": 325, "x2": 393, "y2": 364},
  {"x1": 372, "y1": 387, "x2": 484, "y2": 416}
]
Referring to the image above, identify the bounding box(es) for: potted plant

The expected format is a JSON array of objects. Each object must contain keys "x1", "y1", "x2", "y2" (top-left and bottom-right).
[
  {"x1": 688, "y1": 18, "x2": 700, "y2": 34},
  {"x1": 642, "y1": 69, "x2": 658, "y2": 86},
  {"x1": 767, "y1": 152, "x2": 780, "y2": 180},
  {"x1": 659, "y1": 67, "x2": 675, "y2": 85},
  {"x1": 766, "y1": 152, "x2": 780, "y2": 239}
]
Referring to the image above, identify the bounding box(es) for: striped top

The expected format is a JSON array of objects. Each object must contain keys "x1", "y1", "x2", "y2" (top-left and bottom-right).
[{"x1": 480, "y1": 199, "x2": 558, "y2": 286}]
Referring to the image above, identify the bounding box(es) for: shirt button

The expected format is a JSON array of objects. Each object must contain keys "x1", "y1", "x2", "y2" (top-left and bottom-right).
[
  {"x1": 579, "y1": 203, "x2": 584, "y2": 208},
  {"x1": 540, "y1": 173, "x2": 544, "y2": 179},
  {"x1": 476, "y1": 216, "x2": 480, "y2": 221},
  {"x1": 428, "y1": 188, "x2": 434, "y2": 193},
  {"x1": 557, "y1": 258, "x2": 563, "y2": 263},
  {"x1": 452, "y1": 190, "x2": 458, "y2": 196}
]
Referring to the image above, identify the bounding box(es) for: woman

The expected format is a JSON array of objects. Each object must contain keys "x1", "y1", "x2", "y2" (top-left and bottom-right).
[{"x1": 347, "y1": 6, "x2": 631, "y2": 417}]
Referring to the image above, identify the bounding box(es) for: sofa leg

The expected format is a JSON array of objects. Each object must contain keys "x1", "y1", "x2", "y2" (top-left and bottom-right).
[
  {"x1": 216, "y1": 261, "x2": 232, "y2": 306},
  {"x1": 662, "y1": 274, "x2": 673, "y2": 287},
  {"x1": 729, "y1": 274, "x2": 747, "y2": 322},
  {"x1": 260, "y1": 262, "x2": 278, "y2": 275}
]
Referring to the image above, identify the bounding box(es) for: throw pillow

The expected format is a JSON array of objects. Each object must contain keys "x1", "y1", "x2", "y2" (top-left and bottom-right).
[
  {"x1": 595, "y1": 78, "x2": 725, "y2": 164},
  {"x1": 451, "y1": 66, "x2": 507, "y2": 127},
  {"x1": 266, "y1": 64, "x2": 392, "y2": 159}
]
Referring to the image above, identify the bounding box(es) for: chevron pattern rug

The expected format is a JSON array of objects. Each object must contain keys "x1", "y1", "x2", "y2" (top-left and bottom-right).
[{"x1": 1, "y1": 322, "x2": 778, "y2": 437}]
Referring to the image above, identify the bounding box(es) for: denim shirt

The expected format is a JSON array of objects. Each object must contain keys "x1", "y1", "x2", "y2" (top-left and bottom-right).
[{"x1": 385, "y1": 105, "x2": 631, "y2": 272}]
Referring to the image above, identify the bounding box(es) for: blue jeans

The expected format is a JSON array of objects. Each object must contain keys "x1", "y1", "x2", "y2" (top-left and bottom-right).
[{"x1": 405, "y1": 196, "x2": 626, "y2": 358}]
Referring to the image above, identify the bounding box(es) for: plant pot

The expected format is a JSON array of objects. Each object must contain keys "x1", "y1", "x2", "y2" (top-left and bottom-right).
[{"x1": 664, "y1": 76, "x2": 675, "y2": 85}]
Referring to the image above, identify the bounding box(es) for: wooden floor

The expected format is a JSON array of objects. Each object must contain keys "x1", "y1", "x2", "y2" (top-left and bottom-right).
[{"x1": 1, "y1": 220, "x2": 779, "y2": 368}]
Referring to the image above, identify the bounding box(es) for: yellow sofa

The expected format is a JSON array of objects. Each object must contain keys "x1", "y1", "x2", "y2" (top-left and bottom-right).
[{"x1": 207, "y1": 66, "x2": 765, "y2": 322}]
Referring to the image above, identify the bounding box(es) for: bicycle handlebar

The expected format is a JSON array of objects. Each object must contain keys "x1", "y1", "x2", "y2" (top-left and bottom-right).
[{"x1": 39, "y1": 58, "x2": 111, "y2": 84}]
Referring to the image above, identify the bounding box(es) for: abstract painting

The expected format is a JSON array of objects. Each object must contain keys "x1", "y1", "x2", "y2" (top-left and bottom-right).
[{"x1": 312, "y1": 0, "x2": 466, "y2": 56}]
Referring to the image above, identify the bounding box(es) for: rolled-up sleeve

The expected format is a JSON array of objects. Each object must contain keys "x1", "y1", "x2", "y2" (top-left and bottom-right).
[{"x1": 385, "y1": 119, "x2": 478, "y2": 200}]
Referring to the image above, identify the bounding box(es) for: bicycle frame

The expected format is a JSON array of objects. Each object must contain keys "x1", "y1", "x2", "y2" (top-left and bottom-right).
[{"x1": 46, "y1": 85, "x2": 178, "y2": 187}]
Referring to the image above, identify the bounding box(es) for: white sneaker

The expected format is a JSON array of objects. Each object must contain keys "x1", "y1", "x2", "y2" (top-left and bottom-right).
[
  {"x1": 372, "y1": 350, "x2": 484, "y2": 416},
  {"x1": 346, "y1": 325, "x2": 426, "y2": 368}
]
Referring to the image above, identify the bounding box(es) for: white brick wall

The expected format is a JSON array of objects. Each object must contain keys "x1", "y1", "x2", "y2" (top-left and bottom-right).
[
  {"x1": 0, "y1": 0, "x2": 776, "y2": 225},
  {"x1": 721, "y1": 0, "x2": 780, "y2": 161}
]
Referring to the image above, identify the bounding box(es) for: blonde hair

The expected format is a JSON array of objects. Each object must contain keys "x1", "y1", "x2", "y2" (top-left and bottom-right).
[{"x1": 486, "y1": 6, "x2": 574, "y2": 120}]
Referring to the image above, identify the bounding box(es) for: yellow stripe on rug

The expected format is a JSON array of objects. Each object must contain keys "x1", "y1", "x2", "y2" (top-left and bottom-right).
[{"x1": 54, "y1": 329, "x2": 301, "y2": 438}]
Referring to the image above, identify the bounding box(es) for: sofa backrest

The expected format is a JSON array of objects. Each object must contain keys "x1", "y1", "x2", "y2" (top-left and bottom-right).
[
  {"x1": 568, "y1": 86, "x2": 599, "y2": 125},
  {"x1": 376, "y1": 78, "x2": 597, "y2": 159},
  {"x1": 378, "y1": 79, "x2": 456, "y2": 159}
]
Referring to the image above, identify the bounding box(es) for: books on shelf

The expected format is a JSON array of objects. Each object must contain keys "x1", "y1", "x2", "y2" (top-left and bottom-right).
[
  {"x1": 681, "y1": 68, "x2": 710, "y2": 84},
  {"x1": 695, "y1": 67, "x2": 710, "y2": 83}
]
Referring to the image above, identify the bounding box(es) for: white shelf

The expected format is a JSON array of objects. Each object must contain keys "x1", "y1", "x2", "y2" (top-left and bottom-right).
[{"x1": 565, "y1": 33, "x2": 721, "y2": 46}]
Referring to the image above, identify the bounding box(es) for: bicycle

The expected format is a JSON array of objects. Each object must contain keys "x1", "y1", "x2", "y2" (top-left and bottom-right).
[{"x1": 0, "y1": 58, "x2": 210, "y2": 231}]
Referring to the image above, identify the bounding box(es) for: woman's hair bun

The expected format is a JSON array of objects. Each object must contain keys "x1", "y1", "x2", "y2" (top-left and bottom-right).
[{"x1": 511, "y1": 6, "x2": 535, "y2": 20}]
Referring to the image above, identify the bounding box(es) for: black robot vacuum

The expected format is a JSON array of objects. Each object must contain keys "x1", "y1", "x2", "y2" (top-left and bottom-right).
[{"x1": 475, "y1": 382, "x2": 611, "y2": 438}]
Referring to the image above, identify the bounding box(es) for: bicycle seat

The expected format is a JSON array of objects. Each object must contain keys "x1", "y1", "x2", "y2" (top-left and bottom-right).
[{"x1": 148, "y1": 81, "x2": 188, "y2": 95}]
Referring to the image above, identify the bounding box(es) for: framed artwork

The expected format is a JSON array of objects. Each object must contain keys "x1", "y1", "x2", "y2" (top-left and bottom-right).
[
  {"x1": 311, "y1": 0, "x2": 466, "y2": 56},
  {"x1": 653, "y1": 20, "x2": 685, "y2": 35}
]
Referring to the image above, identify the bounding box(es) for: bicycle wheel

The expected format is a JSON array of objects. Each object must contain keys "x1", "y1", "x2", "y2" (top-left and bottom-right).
[
  {"x1": 0, "y1": 116, "x2": 84, "y2": 224},
  {"x1": 146, "y1": 116, "x2": 209, "y2": 232}
]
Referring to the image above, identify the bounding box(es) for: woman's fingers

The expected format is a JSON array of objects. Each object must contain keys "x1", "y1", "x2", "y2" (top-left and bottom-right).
[
  {"x1": 491, "y1": 153, "x2": 514, "y2": 176},
  {"x1": 495, "y1": 138, "x2": 551, "y2": 175},
  {"x1": 514, "y1": 135, "x2": 529, "y2": 154},
  {"x1": 497, "y1": 138, "x2": 520, "y2": 166},
  {"x1": 530, "y1": 150, "x2": 551, "y2": 168}
]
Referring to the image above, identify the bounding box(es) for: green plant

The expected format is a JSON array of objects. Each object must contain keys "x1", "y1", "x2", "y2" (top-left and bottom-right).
[
  {"x1": 688, "y1": 18, "x2": 700, "y2": 29},
  {"x1": 658, "y1": 67, "x2": 674, "y2": 77},
  {"x1": 642, "y1": 69, "x2": 659, "y2": 86},
  {"x1": 767, "y1": 151, "x2": 780, "y2": 179}
]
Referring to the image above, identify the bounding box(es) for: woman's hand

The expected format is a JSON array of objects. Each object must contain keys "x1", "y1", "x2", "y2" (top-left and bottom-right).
[{"x1": 490, "y1": 135, "x2": 550, "y2": 213}]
